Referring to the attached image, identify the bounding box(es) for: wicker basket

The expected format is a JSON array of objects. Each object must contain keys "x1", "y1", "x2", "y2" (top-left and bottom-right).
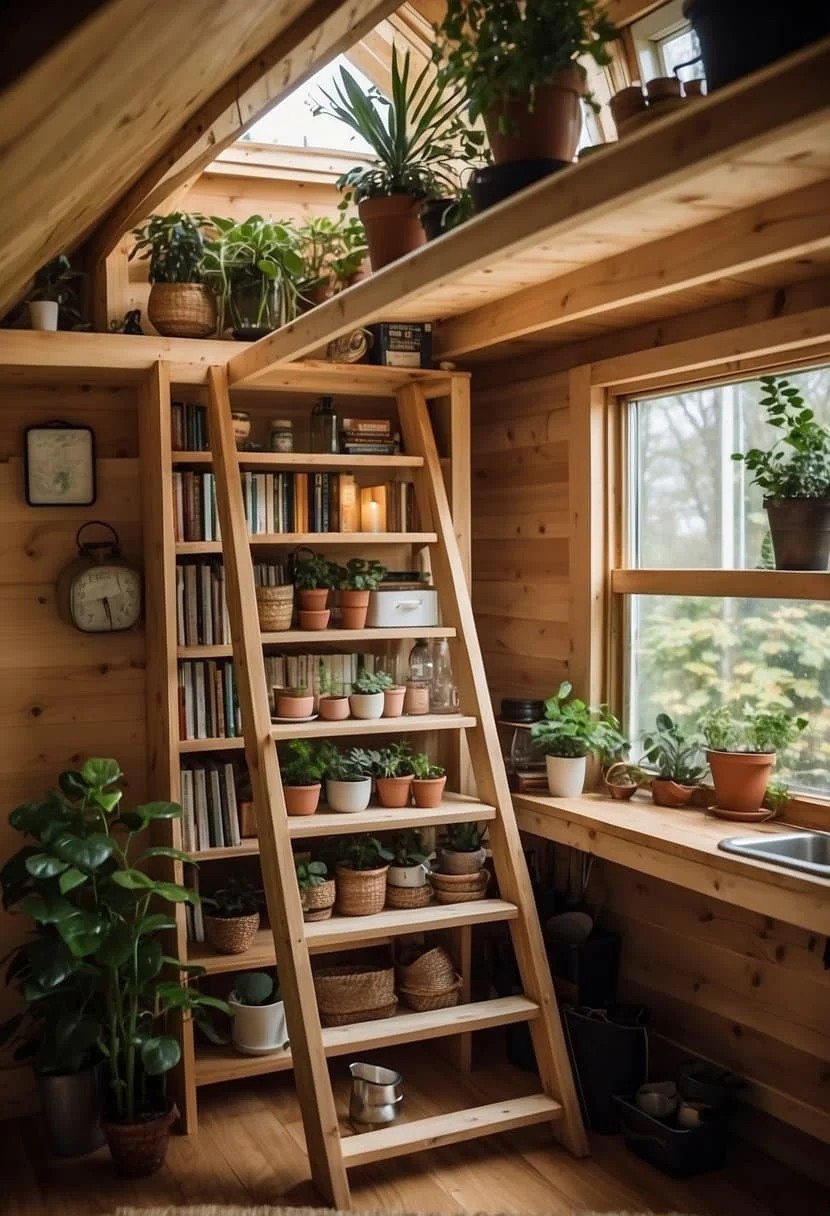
[
  {"x1": 301, "y1": 878, "x2": 336, "y2": 922},
  {"x1": 395, "y1": 945, "x2": 457, "y2": 992},
  {"x1": 256, "y1": 584, "x2": 294, "y2": 631},
  {"x1": 399, "y1": 976, "x2": 462, "y2": 1012},
  {"x1": 429, "y1": 870, "x2": 488, "y2": 894},
  {"x1": 313, "y1": 963, "x2": 395, "y2": 1014},
  {"x1": 147, "y1": 283, "x2": 217, "y2": 339},
  {"x1": 320, "y1": 999, "x2": 398, "y2": 1027},
  {"x1": 385, "y1": 883, "x2": 432, "y2": 910},
  {"x1": 432, "y1": 884, "x2": 489, "y2": 905},
  {"x1": 335, "y1": 864, "x2": 388, "y2": 916},
  {"x1": 203, "y1": 912, "x2": 260, "y2": 954}
]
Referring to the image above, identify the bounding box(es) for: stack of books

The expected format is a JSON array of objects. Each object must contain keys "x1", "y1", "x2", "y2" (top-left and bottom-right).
[
  {"x1": 176, "y1": 560, "x2": 287, "y2": 647},
  {"x1": 340, "y1": 417, "x2": 401, "y2": 455},
  {"x1": 266, "y1": 651, "x2": 381, "y2": 711},
  {"x1": 179, "y1": 758, "x2": 242, "y2": 851},
  {"x1": 171, "y1": 401, "x2": 209, "y2": 451},
  {"x1": 178, "y1": 658, "x2": 241, "y2": 739}
]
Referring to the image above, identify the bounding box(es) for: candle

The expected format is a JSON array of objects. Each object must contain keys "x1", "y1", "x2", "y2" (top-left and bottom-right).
[{"x1": 362, "y1": 499, "x2": 381, "y2": 533}]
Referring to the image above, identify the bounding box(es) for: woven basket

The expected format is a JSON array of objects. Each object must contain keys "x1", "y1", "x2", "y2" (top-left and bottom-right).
[
  {"x1": 256, "y1": 584, "x2": 294, "y2": 631},
  {"x1": 335, "y1": 864, "x2": 388, "y2": 916},
  {"x1": 399, "y1": 976, "x2": 462, "y2": 1012},
  {"x1": 203, "y1": 912, "x2": 260, "y2": 954},
  {"x1": 301, "y1": 878, "x2": 335, "y2": 922},
  {"x1": 320, "y1": 999, "x2": 398, "y2": 1028},
  {"x1": 433, "y1": 884, "x2": 488, "y2": 905},
  {"x1": 147, "y1": 283, "x2": 217, "y2": 339},
  {"x1": 313, "y1": 963, "x2": 394, "y2": 1014},
  {"x1": 385, "y1": 883, "x2": 432, "y2": 910},
  {"x1": 395, "y1": 945, "x2": 457, "y2": 992},
  {"x1": 429, "y1": 870, "x2": 488, "y2": 894}
]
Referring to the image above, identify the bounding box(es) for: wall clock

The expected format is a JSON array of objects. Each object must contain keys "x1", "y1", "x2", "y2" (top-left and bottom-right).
[
  {"x1": 56, "y1": 522, "x2": 142, "y2": 633},
  {"x1": 25, "y1": 420, "x2": 95, "y2": 506}
]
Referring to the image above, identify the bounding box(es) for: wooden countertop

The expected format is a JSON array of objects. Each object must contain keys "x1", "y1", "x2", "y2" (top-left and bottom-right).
[{"x1": 514, "y1": 794, "x2": 830, "y2": 936}]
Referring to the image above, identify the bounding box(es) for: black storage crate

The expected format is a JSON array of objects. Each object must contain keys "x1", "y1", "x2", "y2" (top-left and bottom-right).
[{"x1": 613, "y1": 1094, "x2": 728, "y2": 1177}]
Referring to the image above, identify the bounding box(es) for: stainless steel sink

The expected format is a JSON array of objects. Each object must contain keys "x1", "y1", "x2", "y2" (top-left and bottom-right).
[{"x1": 718, "y1": 832, "x2": 830, "y2": 878}]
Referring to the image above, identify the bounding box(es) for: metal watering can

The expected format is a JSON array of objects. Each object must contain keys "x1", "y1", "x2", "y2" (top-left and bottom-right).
[{"x1": 348, "y1": 1062, "x2": 403, "y2": 1125}]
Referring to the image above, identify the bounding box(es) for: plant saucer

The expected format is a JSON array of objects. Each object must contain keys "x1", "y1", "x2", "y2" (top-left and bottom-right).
[
  {"x1": 705, "y1": 806, "x2": 774, "y2": 823},
  {"x1": 271, "y1": 713, "x2": 319, "y2": 724}
]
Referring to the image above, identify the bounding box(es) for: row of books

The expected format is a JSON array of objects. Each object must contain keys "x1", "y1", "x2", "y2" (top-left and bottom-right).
[
  {"x1": 178, "y1": 659, "x2": 241, "y2": 740},
  {"x1": 176, "y1": 560, "x2": 287, "y2": 647},
  {"x1": 340, "y1": 415, "x2": 399, "y2": 456},
  {"x1": 265, "y1": 651, "x2": 383, "y2": 711},
  {"x1": 179, "y1": 759, "x2": 242, "y2": 852},
  {"x1": 172, "y1": 401, "x2": 209, "y2": 451}
]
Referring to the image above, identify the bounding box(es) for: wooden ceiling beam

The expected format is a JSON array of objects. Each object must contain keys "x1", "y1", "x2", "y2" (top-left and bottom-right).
[
  {"x1": 434, "y1": 178, "x2": 830, "y2": 359},
  {"x1": 601, "y1": 0, "x2": 668, "y2": 27}
]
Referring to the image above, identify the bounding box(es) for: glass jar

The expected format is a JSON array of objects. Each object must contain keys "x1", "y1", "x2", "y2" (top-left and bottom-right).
[
  {"x1": 310, "y1": 395, "x2": 338, "y2": 453},
  {"x1": 231, "y1": 411, "x2": 251, "y2": 449},
  {"x1": 268, "y1": 419, "x2": 293, "y2": 452},
  {"x1": 406, "y1": 639, "x2": 434, "y2": 716},
  {"x1": 430, "y1": 638, "x2": 459, "y2": 713}
]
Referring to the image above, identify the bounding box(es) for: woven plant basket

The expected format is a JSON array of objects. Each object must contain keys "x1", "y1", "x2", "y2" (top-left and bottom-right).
[
  {"x1": 385, "y1": 883, "x2": 432, "y2": 910},
  {"x1": 147, "y1": 283, "x2": 217, "y2": 339},
  {"x1": 395, "y1": 945, "x2": 457, "y2": 992},
  {"x1": 433, "y1": 882, "x2": 489, "y2": 905},
  {"x1": 319, "y1": 999, "x2": 398, "y2": 1028},
  {"x1": 335, "y1": 863, "x2": 388, "y2": 916},
  {"x1": 256, "y1": 584, "x2": 294, "y2": 631},
  {"x1": 301, "y1": 878, "x2": 335, "y2": 922},
  {"x1": 399, "y1": 975, "x2": 462, "y2": 1012},
  {"x1": 313, "y1": 963, "x2": 394, "y2": 1014},
  {"x1": 103, "y1": 1102, "x2": 177, "y2": 1177},
  {"x1": 429, "y1": 870, "x2": 488, "y2": 894},
  {"x1": 203, "y1": 912, "x2": 260, "y2": 954}
]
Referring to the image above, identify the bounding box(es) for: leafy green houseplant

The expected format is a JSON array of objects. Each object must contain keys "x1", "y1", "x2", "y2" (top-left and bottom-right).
[
  {"x1": 350, "y1": 667, "x2": 395, "y2": 721},
  {"x1": 314, "y1": 47, "x2": 483, "y2": 269},
  {"x1": 228, "y1": 971, "x2": 288, "y2": 1054},
  {"x1": 334, "y1": 558, "x2": 387, "y2": 629},
  {"x1": 279, "y1": 739, "x2": 324, "y2": 817},
  {"x1": 320, "y1": 745, "x2": 374, "y2": 814},
  {"x1": 530, "y1": 682, "x2": 628, "y2": 797},
  {"x1": 369, "y1": 742, "x2": 415, "y2": 808},
  {"x1": 292, "y1": 551, "x2": 335, "y2": 616},
  {"x1": 438, "y1": 822, "x2": 487, "y2": 874},
  {"x1": 27, "y1": 254, "x2": 83, "y2": 331},
  {"x1": 203, "y1": 877, "x2": 262, "y2": 956},
  {"x1": 129, "y1": 211, "x2": 216, "y2": 339},
  {"x1": 732, "y1": 375, "x2": 830, "y2": 570},
  {"x1": 296, "y1": 858, "x2": 336, "y2": 922},
  {"x1": 335, "y1": 835, "x2": 393, "y2": 916},
  {"x1": 641, "y1": 713, "x2": 708, "y2": 808},
  {"x1": 411, "y1": 753, "x2": 448, "y2": 807},
  {"x1": 387, "y1": 829, "x2": 432, "y2": 889},
  {"x1": 296, "y1": 215, "x2": 369, "y2": 303},
  {"x1": 699, "y1": 704, "x2": 808, "y2": 816},
  {"x1": 200, "y1": 215, "x2": 305, "y2": 338},
  {"x1": 318, "y1": 659, "x2": 350, "y2": 722}
]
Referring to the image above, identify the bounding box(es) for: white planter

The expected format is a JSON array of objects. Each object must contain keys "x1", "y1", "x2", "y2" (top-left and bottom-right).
[
  {"x1": 229, "y1": 996, "x2": 288, "y2": 1055},
  {"x1": 545, "y1": 754, "x2": 587, "y2": 797},
  {"x1": 326, "y1": 776, "x2": 372, "y2": 813},
  {"x1": 29, "y1": 300, "x2": 59, "y2": 331},
  {"x1": 349, "y1": 691, "x2": 385, "y2": 720},
  {"x1": 387, "y1": 863, "x2": 428, "y2": 888}
]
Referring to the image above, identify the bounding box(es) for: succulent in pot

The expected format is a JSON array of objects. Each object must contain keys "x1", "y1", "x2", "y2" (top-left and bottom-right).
[
  {"x1": 387, "y1": 829, "x2": 433, "y2": 888},
  {"x1": 317, "y1": 660, "x2": 350, "y2": 721},
  {"x1": 129, "y1": 212, "x2": 216, "y2": 338},
  {"x1": 333, "y1": 558, "x2": 387, "y2": 630},
  {"x1": 698, "y1": 705, "x2": 807, "y2": 816},
  {"x1": 368, "y1": 741, "x2": 415, "y2": 808},
  {"x1": 640, "y1": 713, "x2": 708, "y2": 808},
  {"x1": 334, "y1": 834, "x2": 394, "y2": 916},
  {"x1": 26, "y1": 254, "x2": 84, "y2": 331},
  {"x1": 200, "y1": 215, "x2": 305, "y2": 339},
  {"x1": 203, "y1": 876, "x2": 263, "y2": 954},
  {"x1": 292, "y1": 550, "x2": 335, "y2": 619},
  {"x1": 438, "y1": 821, "x2": 486, "y2": 874},
  {"x1": 411, "y1": 753, "x2": 447, "y2": 807},
  {"x1": 350, "y1": 667, "x2": 394, "y2": 720},
  {"x1": 530, "y1": 682, "x2": 628, "y2": 797},
  {"x1": 732, "y1": 375, "x2": 830, "y2": 570},
  {"x1": 229, "y1": 971, "x2": 288, "y2": 1055},
  {"x1": 296, "y1": 857, "x2": 336, "y2": 922},
  {"x1": 320, "y1": 744, "x2": 374, "y2": 813},
  {"x1": 279, "y1": 738, "x2": 324, "y2": 816},
  {"x1": 275, "y1": 684, "x2": 315, "y2": 719}
]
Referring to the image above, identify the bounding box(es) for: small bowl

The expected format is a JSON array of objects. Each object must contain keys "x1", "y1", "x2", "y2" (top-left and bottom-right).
[
  {"x1": 635, "y1": 1080, "x2": 678, "y2": 1119},
  {"x1": 677, "y1": 1100, "x2": 714, "y2": 1129}
]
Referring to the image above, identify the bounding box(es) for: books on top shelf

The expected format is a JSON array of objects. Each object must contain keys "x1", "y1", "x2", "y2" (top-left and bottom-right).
[
  {"x1": 177, "y1": 561, "x2": 286, "y2": 647},
  {"x1": 180, "y1": 758, "x2": 242, "y2": 853},
  {"x1": 178, "y1": 659, "x2": 241, "y2": 739},
  {"x1": 172, "y1": 401, "x2": 209, "y2": 451}
]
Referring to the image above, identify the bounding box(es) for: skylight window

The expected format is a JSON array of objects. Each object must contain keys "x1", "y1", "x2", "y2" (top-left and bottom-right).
[{"x1": 244, "y1": 55, "x2": 376, "y2": 153}]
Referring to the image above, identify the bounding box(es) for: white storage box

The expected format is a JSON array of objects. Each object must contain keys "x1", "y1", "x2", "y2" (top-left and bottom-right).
[{"x1": 366, "y1": 587, "x2": 438, "y2": 628}]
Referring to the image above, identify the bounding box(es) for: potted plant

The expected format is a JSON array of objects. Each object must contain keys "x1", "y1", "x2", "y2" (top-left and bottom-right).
[
  {"x1": 370, "y1": 742, "x2": 415, "y2": 808},
  {"x1": 129, "y1": 211, "x2": 216, "y2": 337},
  {"x1": 229, "y1": 972, "x2": 288, "y2": 1055},
  {"x1": 203, "y1": 877, "x2": 262, "y2": 954},
  {"x1": 350, "y1": 667, "x2": 394, "y2": 720},
  {"x1": 296, "y1": 857, "x2": 336, "y2": 921},
  {"x1": 530, "y1": 681, "x2": 628, "y2": 797},
  {"x1": 200, "y1": 215, "x2": 305, "y2": 339},
  {"x1": 0, "y1": 758, "x2": 225, "y2": 1176},
  {"x1": 641, "y1": 714, "x2": 708, "y2": 808},
  {"x1": 387, "y1": 830, "x2": 432, "y2": 888},
  {"x1": 318, "y1": 660, "x2": 351, "y2": 721},
  {"x1": 438, "y1": 821, "x2": 486, "y2": 874},
  {"x1": 328, "y1": 216, "x2": 370, "y2": 290},
  {"x1": 602, "y1": 761, "x2": 649, "y2": 801},
  {"x1": 296, "y1": 215, "x2": 369, "y2": 304},
  {"x1": 279, "y1": 738, "x2": 323, "y2": 816},
  {"x1": 411, "y1": 753, "x2": 448, "y2": 807},
  {"x1": 314, "y1": 47, "x2": 482, "y2": 269},
  {"x1": 434, "y1": 0, "x2": 618, "y2": 207},
  {"x1": 335, "y1": 835, "x2": 393, "y2": 916},
  {"x1": 699, "y1": 705, "x2": 807, "y2": 816},
  {"x1": 333, "y1": 557, "x2": 387, "y2": 629},
  {"x1": 321, "y1": 745, "x2": 374, "y2": 813},
  {"x1": 683, "y1": 1, "x2": 828, "y2": 93},
  {"x1": 732, "y1": 375, "x2": 830, "y2": 570},
  {"x1": 27, "y1": 254, "x2": 82, "y2": 331},
  {"x1": 292, "y1": 551, "x2": 334, "y2": 627},
  {"x1": 275, "y1": 684, "x2": 315, "y2": 719}
]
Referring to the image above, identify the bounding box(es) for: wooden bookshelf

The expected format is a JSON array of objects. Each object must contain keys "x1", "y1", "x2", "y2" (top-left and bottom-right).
[
  {"x1": 172, "y1": 451, "x2": 424, "y2": 470},
  {"x1": 177, "y1": 626, "x2": 457, "y2": 658},
  {"x1": 176, "y1": 532, "x2": 438, "y2": 554}
]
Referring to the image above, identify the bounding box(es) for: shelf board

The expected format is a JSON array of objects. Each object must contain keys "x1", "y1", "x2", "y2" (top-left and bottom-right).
[
  {"x1": 192, "y1": 840, "x2": 260, "y2": 861},
  {"x1": 287, "y1": 794, "x2": 495, "y2": 839},
  {"x1": 194, "y1": 995, "x2": 538, "y2": 1086},
  {"x1": 271, "y1": 712, "x2": 475, "y2": 740},
  {"x1": 611, "y1": 568, "x2": 830, "y2": 600},
  {"x1": 171, "y1": 451, "x2": 423, "y2": 470},
  {"x1": 176, "y1": 533, "x2": 437, "y2": 555},
  {"x1": 177, "y1": 626, "x2": 456, "y2": 659},
  {"x1": 178, "y1": 737, "x2": 245, "y2": 753}
]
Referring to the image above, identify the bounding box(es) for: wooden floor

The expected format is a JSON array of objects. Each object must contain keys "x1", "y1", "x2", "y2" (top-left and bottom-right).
[{"x1": 4, "y1": 1044, "x2": 827, "y2": 1216}]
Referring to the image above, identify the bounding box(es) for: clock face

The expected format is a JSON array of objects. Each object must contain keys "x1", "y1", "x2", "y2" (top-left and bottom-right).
[{"x1": 70, "y1": 565, "x2": 142, "y2": 632}]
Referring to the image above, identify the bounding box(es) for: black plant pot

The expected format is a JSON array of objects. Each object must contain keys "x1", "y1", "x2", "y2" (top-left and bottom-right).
[
  {"x1": 765, "y1": 498, "x2": 830, "y2": 570},
  {"x1": 683, "y1": 0, "x2": 829, "y2": 91},
  {"x1": 420, "y1": 198, "x2": 458, "y2": 241},
  {"x1": 469, "y1": 159, "x2": 570, "y2": 214}
]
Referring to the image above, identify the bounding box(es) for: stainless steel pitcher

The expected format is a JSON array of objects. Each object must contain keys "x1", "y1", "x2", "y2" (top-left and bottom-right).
[{"x1": 348, "y1": 1061, "x2": 403, "y2": 1125}]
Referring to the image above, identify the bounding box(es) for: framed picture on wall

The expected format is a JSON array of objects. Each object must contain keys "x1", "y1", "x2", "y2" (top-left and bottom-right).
[{"x1": 24, "y1": 421, "x2": 96, "y2": 506}]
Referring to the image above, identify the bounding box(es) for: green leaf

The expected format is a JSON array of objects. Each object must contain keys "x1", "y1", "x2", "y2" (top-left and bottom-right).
[
  {"x1": 81, "y1": 758, "x2": 122, "y2": 788},
  {"x1": 58, "y1": 867, "x2": 87, "y2": 894},
  {"x1": 26, "y1": 937, "x2": 75, "y2": 989},
  {"x1": 58, "y1": 909, "x2": 107, "y2": 958},
  {"x1": 152, "y1": 882, "x2": 198, "y2": 904},
  {"x1": 25, "y1": 853, "x2": 69, "y2": 879},
  {"x1": 136, "y1": 913, "x2": 177, "y2": 937},
  {"x1": 110, "y1": 868, "x2": 154, "y2": 890},
  {"x1": 136, "y1": 846, "x2": 196, "y2": 866},
  {"x1": 58, "y1": 770, "x2": 87, "y2": 800},
  {"x1": 50, "y1": 832, "x2": 114, "y2": 872},
  {"x1": 133, "y1": 801, "x2": 182, "y2": 823},
  {"x1": 136, "y1": 938, "x2": 163, "y2": 983},
  {"x1": 140, "y1": 1035, "x2": 181, "y2": 1076},
  {"x1": 95, "y1": 923, "x2": 134, "y2": 968},
  {"x1": 90, "y1": 790, "x2": 122, "y2": 813}
]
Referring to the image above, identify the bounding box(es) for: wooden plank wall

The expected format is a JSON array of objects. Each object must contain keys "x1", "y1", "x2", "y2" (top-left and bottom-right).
[{"x1": 0, "y1": 384, "x2": 146, "y2": 1117}]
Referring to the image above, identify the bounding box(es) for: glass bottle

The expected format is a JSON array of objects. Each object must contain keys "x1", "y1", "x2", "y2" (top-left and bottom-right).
[
  {"x1": 309, "y1": 395, "x2": 338, "y2": 453},
  {"x1": 405, "y1": 638, "x2": 433, "y2": 715},
  {"x1": 430, "y1": 638, "x2": 459, "y2": 713}
]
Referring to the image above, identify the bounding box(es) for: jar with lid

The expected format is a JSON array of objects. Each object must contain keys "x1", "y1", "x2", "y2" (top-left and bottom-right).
[
  {"x1": 310, "y1": 395, "x2": 338, "y2": 453},
  {"x1": 404, "y1": 638, "x2": 433, "y2": 715},
  {"x1": 231, "y1": 410, "x2": 251, "y2": 450},
  {"x1": 268, "y1": 419, "x2": 294, "y2": 452}
]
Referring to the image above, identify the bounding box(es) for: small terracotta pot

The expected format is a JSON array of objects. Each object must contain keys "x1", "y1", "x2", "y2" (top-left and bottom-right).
[
  {"x1": 383, "y1": 686, "x2": 406, "y2": 717},
  {"x1": 707, "y1": 750, "x2": 775, "y2": 815},
  {"x1": 412, "y1": 775, "x2": 447, "y2": 808},
  {"x1": 338, "y1": 589, "x2": 370, "y2": 630},
  {"x1": 276, "y1": 692, "x2": 314, "y2": 718},
  {"x1": 484, "y1": 68, "x2": 586, "y2": 164},
  {"x1": 298, "y1": 609, "x2": 330, "y2": 631},
  {"x1": 298, "y1": 588, "x2": 329, "y2": 611},
  {"x1": 284, "y1": 782, "x2": 321, "y2": 816},
  {"x1": 651, "y1": 779, "x2": 698, "y2": 808},
  {"x1": 204, "y1": 912, "x2": 260, "y2": 954},
  {"x1": 103, "y1": 1102, "x2": 177, "y2": 1178},
  {"x1": 359, "y1": 195, "x2": 425, "y2": 271},
  {"x1": 376, "y1": 775, "x2": 414, "y2": 808},
  {"x1": 319, "y1": 695, "x2": 350, "y2": 721}
]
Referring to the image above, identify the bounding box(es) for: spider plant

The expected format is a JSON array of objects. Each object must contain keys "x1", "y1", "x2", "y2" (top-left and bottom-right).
[{"x1": 200, "y1": 215, "x2": 305, "y2": 336}]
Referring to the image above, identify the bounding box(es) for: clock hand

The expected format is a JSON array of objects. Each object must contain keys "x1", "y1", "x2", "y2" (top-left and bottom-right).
[{"x1": 103, "y1": 596, "x2": 113, "y2": 630}]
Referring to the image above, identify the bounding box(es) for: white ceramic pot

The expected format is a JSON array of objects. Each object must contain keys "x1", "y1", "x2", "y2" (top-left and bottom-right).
[
  {"x1": 349, "y1": 691, "x2": 385, "y2": 720},
  {"x1": 326, "y1": 776, "x2": 372, "y2": 813},
  {"x1": 545, "y1": 754, "x2": 587, "y2": 797},
  {"x1": 229, "y1": 996, "x2": 288, "y2": 1055},
  {"x1": 387, "y1": 863, "x2": 428, "y2": 888},
  {"x1": 29, "y1": 300, "x2": 59, "y2": 331}
]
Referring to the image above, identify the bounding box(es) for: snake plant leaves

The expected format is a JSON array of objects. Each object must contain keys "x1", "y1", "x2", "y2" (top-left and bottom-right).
[{"x1": 140, "y1": 1035, "x2": 181, "y2": 1076}]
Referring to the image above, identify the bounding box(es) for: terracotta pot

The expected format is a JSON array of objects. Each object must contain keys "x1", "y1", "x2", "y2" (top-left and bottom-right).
[
  {"x1": 148, "y1": 282, "x2": 216, "y2": 339},
  {"x1": 103, "y1": 1101, "x2": 177, "y2": 1178},
  {"x1": 375, "y1": 775, "x2": 413, "y2": 808},
  {"x1": 276, "y1": 692, "x2": 314, "y2": 718},
  {"x1": 383, "y1": 686, "x2": 406, "y2": 717},
  {"x1": 339, "y1": 588, "x2": 370, "y2": 629},
  {"x1": 284, "y1": 782, "x2": 321, "y2": 816},
  {"x1": 765, "y1": 498, "x2": 830, "y2": 571},
  {"x1": 358, "y1": 195, "x2": 425, "y2": 271},
  {"x1": 412, "y1": 774, "x2": 447, "y2": 808},
  {"x1": 438, "y1": 846, "x2": 486, "y2": 875},
  {"x1": 484, "y1": 68, "x2": 586, "y2": 164},
  {"x1": 298, "y1": 609, "x2": 330, "y2": 630},
  {"x1": 707, "y1": 749, "x2": 775, "y2": 814},
  {"x1": 298, "y1": 588, "x2": 329, "y2": 611},
  {"x1": 319, "y1": 695, "x2": 350, "y2": 721},
  {"x1": 651, "y1": 778, "x2": 698, "y2": 808},
  {"x1": 204, "y1": 911, "x2": 260, "y2": 954}
]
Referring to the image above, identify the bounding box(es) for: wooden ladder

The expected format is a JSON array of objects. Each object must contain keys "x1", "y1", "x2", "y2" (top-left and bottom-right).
[{"x1": 206, "y1": 366, "x2": 587, "y2": 1208}]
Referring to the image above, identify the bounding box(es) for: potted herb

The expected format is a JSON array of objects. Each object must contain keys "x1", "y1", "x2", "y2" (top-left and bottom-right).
[
  {"x1": 229, "y1": 972, "x2": 288, "y2": 1055},
  {"x1": 200, "y1": 215, "x2": 304, "y2": 339},
  {"x1": 314, "y1": 48, "x2": 481, "y2": 269},
  {"x1": 683, "y1": 2, "x2": 828, "y2": 93},
  {"x1": 129, "y1": 211, "x2": 216, "y2": 337},
  {"x1": 699, "y1": 705, "x2": 807, "y2": 816},
  {"x1": 530, "y1": 681, "x2": 628, "y2": 797},
  {"x1": 333, "y1": 557, "x2": 387, "y2": 629},
  {"x1": 296, "y1": 857, "x2": 336, "y2": 921},
  {"x1": 438, "y1": 821, "x2": 486, "y2": 875},
  {"x1": 27, "y1": 254, "x2": 82, "y2": 331},
  {"x1": 328, "y1": 216, "x2": 369, "y2": 289},
  {"x1": 318, "y1": 660, "x2": 351, "y2": 721},
  {"x1": 320, "y1": 745, "x2": 374, "y2": 813},
  {"x1": 641, "y1": 714, "x2": 708, "y2": 808},
  {"x1": 279, "y1": 738, "x2": 324, "y2": 816},
  {"x1": 350, "y1": 667, "x2": 394, "y2": 720},
  {"x1": 292, "y1": 550, "x2": 335, "y2": 626},
  {"x1": 387, "y1": 829, "x2": 432, "y2": 888},
  {"x1": 732, "y1": 375, "x2": 830, "y2": 570},
  {"x1": 411, "y1": 753, "x2": 448, "y2": 807},
  {"x1": 370, "y1": 742, "x2": 415, "y2": 808},
  {"x1": 335, "y1": 835, "x2": 393, "y2": 916},
  {"x1": 275, "y1": 684, "x2": 315, "y2": 719},
  {"x1": 203, "y1": 877, "x2": 262, "y2": 954}
]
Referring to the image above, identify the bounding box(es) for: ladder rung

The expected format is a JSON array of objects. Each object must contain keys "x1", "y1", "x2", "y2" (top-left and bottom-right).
[
  {"x1": 287, "y1": 795, "x2": 495, "y2": 838},
  {"x1": 305, "y1": 898, "x2": 518, "y2": 951},
  {"x1": 341, "y1": 1093, "x2": 563, "y2": 1167},
  {"x1": 271, "y1": 713, "x2": 476, "y2": 741}
]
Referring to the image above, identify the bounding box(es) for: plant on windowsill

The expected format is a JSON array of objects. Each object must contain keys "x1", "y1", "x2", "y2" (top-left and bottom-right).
[
  {"x1": 368, "y1": 741, "x2": 415, "y2": 808},
  {"x1": 228, "y1": 971, "x2": 288, "y2": 1055},
  {"x1": 530, "y1": 681, "x2": 628, "y2": 797},
  {"x1": 411, "y1": 753, "x2": 447, "y2": 807},
  {"x1": 278, "y1": 739, "x2": 324, "y2": 816},
  {"x1": 349, "y1": 667, "x2": 395, "y2": 720},
  {"x1": 332, "y1": 557, "x2": 387, "y2": 630},
  {"x1": 732, "y1": 375, "x2": 830, "y2": 571},
  {"x1": 698, "y1": 705, "x2": 807, "y2": 817},
  {"x1": 292, "y1": 551, "x2": 336, "y2": 628},
  {"x1": 640, "y1": 713, "x2": 708, "y2": 808},
  {"x1": 602, "y1": 761, "x2": 650, "y2": 802},
  {"x1": 334, "y1": 834, "x2": 394, "y2": 916},
  {"x1": 320, "y1": 745, "x2": 374, "y2": 814},
  {"x1": 203, "y1": 877, "x2": 263, "y2": 955},
  {"x1": 296, "y1": 857, "x2": 336, "y2": 922},
  {"x1": 129, "y1": 212, "x2": 216, "y2": 338},
  {"x1": 200, "y1": 215, "x2": 305, "y2": 340}
]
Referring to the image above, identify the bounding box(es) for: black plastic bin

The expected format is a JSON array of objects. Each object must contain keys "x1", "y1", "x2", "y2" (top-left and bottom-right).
[
  {"x1": 547, "y1": 930, "x2": 621, "y2": 1007},
  {"x1": 613, "y1": 1094, "x2": 728, "y2": 1177},
  {"x1": 562, "y1": 1005, "x2": 649, "y2": 1133}
]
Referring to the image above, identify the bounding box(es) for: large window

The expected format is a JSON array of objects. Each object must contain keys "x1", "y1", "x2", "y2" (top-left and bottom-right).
[{"x1": 622, "y1": 365, "x2": 830, "y2": 798}]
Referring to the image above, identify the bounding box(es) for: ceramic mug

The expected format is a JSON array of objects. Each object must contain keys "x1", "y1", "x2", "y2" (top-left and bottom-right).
[{"x1": 635, "y1": 1080, "x2": 679, "y2": 1119}]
